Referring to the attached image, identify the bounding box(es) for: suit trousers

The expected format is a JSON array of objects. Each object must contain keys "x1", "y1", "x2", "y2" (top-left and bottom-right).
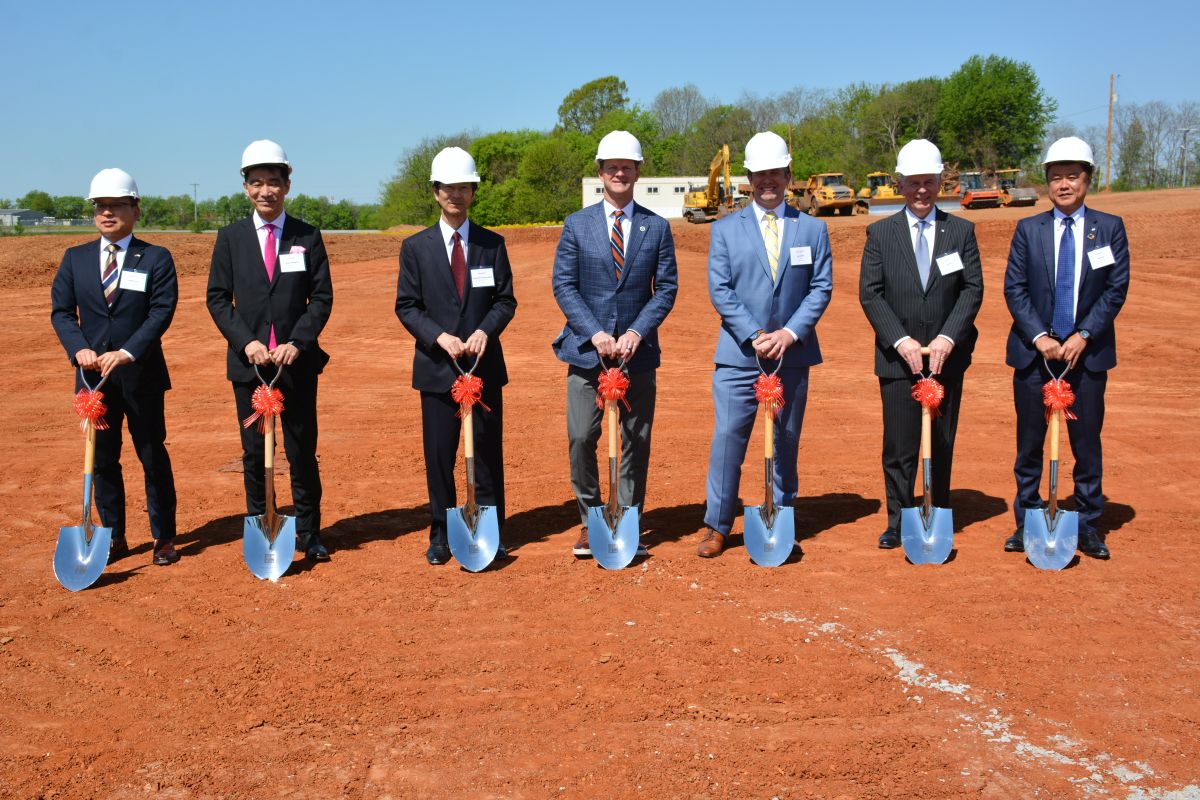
[
  {"x1": 704, "y1": 365, "x2": 809, "y2": 536},
  {"x1": 92, "y1": 373, "x2": 177, "y2": 542},
  {"x1": 233, "y1": 371, "x2": 322, "y2": 548},
  {"x1": 879, "y1": 370, "x2": 965, "y2": 533},
  {"x1": 421, "y1": 382, "x2": 505, "y2": 546},
  {"x1": 1012, "y1": 362, "x2": 1106, "y2": 536},
  {"x1": 566, "y1": 365, "x2": 655, "y2": 526}
]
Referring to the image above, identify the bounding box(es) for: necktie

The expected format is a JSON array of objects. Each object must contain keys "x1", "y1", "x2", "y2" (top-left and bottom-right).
[
  {"x1": 765, "y1": 211, "x2": 781, "y2": 280},
  {"x1": 451, "y1": 231, "x2": 466, "y2": 299},
  {"x1": 102, "y1": 244, "x2": 119, "y2": 306},
  {"x1": 610, "y1": 210, "x2": 625, "y2": 280},
  {"x1": 1052, "y1": 217, "x2": 1076, "y2": 338},
  {"x1": 915, "y1": 219, "x2": 931, "y2": 288},
  {"x1": 263, "y1": 224, "x2": 278, "y2": 348}
]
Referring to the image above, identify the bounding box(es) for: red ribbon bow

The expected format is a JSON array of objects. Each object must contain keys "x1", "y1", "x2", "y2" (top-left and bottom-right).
[
  {"x1": 753, "y1": 373, "x2": 785, "y2": 416},
  {"x1": 242, "y1": 385, "x2": 285, "y2": 432},
  {"x1": 596, "y1": 367, "x2": 631, "y2": 411},
  {"x1": 912, "y1": 377, "x2": 944, "y2": 416},
  {"x1": 1042, "y1": 379, "x2": 1078, "y2": 421},
  {"x1": 73, "y1": 388, "x2": 109, "y2": 431},
  {"x1": 451, "y1": 373, "x2": 491, "y2": 417}
]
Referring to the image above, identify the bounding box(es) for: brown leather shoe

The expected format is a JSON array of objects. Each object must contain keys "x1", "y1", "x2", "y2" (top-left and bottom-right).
[
  {"x1": 572, "y1": 527, "x2": 591, "y2": 558},
  {"x1": 152, "y1": 540, "x2": 178, "y2": 566},
  {"x1": 697, "y1": 529, "x2": 726, "y2": 558}
]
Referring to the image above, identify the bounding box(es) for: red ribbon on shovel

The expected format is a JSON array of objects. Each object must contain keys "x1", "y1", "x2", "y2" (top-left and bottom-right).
[
  {"x1": 1042, "y1": 379, "x2": 1077, "y2": 421},
  {"x1": 451, "y1": 373, "x2": 491, "y2": 416},
  {"x1": 73, "y1": 387, "x2": 109, "y2": 431},
  {"x1": 912, "y1": 377, "x2": 944, "y2": 417},
  {"x1": 753, "y1": 373, "x2": 785, "y2": 417},
  {"x1": 243, "y1": 384, "x2": 285, "y2": 432},
  {"x1": 596, "y1": 367, "x2": 631, "y2": 412}
]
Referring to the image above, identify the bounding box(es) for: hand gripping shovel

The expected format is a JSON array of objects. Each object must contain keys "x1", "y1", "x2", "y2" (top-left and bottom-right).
[
  {"x1": 1024, "y1": 360, "x2": 1079, "y2": 571},
  {"x1": 54, "y1": 370, "x2": 114, "y2": 591},
  {"x1": 587, "y1": 358, "x2": 640, "y2": 570},
  {"x1": 744, "y1": 356, "x2": 795, "y2": 567},
  {"x1": 446, "y1": 355, "x2": 501, "y2": 572},
  {"x1": 900, "y1": 348, "x2": 954, "y2": 565},
  {"x1": 242, "y1": 366, "x2": 296, "y2": 581}
]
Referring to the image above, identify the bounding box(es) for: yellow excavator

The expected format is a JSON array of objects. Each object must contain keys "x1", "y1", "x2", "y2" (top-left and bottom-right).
[{"x1": 683, "y1": 145, "x2": 738, "y2": 223}]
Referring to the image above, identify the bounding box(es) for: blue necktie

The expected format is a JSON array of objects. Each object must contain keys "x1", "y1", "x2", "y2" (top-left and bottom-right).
[
  {"x1": 915, "y1": 220, "x2": 931, "y2": 288},
  {"x1": 1052, "y1": 217, "x2": 1076, "y2": 338}
]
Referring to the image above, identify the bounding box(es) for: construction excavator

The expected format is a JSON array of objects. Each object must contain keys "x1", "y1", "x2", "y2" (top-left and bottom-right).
[{"x1": 683, "y1": 145, "x2": 741, "y2": 223}]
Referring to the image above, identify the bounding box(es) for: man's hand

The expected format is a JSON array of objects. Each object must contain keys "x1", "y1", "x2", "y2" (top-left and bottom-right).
[
  {"x1": 591, "y1": 331, "x2": 618, "y2": 359},
  {"x1": 752, "y1": 329, "x2": 792, "y2": 361},
  {"x1": 244, "y1": 340, "x2": 271, "y2": 366},
  {"x1": 1034, "y1": 336, "x2": 1061, "y2": 362},
  {"x1": 96, "y1": 350, "x2": 132, "y2": 376},
  {"x1": 269, "y1": 342, "x2": 300, "y2": 366},
  {"x1": 1059, "y1": 332, "x2": 1088, "y2": 371},
  {"x1": 437, "y1": 332, "x2": 467, "y2": 360},
  {"x1": 615, "y1": 330, "x2": 641, "y2": 360},
  {"x1": 927, "y1": 337, "x2": 954, "y2": 375},
  {"x1": 75, "y1": 348, "x2": 99, "y2": 371},
  {"x1": 464, "y1": 330, "x2": 488, "y2": 356},
  {"x1": 896, "y1": 338, "x2": 925, "y2": 374}
]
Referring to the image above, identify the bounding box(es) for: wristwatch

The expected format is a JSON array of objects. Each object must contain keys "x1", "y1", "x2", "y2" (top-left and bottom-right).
[
  {"x1": 1078, "y1": 329, "x2": 1091, "y2": 341},
  {"x1": 750, "y1": 329, "x2": 765, "y2": 342}
]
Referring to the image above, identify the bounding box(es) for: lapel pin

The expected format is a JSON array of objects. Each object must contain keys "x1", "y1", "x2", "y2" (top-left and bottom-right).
[
  {"x1": 1087, "y1": 232, "x2": 1096, "y2": 240},
  {"x1": 639, "y1": 225, "x2": 646, "y2": 232}
]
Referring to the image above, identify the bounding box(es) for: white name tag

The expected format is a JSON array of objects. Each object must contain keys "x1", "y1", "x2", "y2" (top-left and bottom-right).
[
  {"x1": 936, "y1": 251, "x2": 965, "y2": 275},
  {"x1": 790, "y1": 246, "x2": 812, "y2": 265},
  {"x1": 471, "y1": 267, "x2": 496, "y2": 288},
  {"x1": 278, "y1": 253, "x2": 306, "y2": 273},
  {"x1": 1088, "y1": 245, "x2": 1115, "y2": 269},
  {"x1": 118, "y1": 270, "x2": 147, "y2": 292}
]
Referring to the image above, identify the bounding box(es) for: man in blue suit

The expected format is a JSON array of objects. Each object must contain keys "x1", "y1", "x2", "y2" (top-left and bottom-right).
[
  {"x1": 1003, "y1": 136, "x2": 1130, "y2": 559},
  {"x1": 552, "y1": 130, "x2": 678, "y2": 557},
  {"x1": 50, "y1": 168, "x2": 179, "y2": 566},
  {"x1": 699, "y1": 132, "x2": 833, "y2": 558}
]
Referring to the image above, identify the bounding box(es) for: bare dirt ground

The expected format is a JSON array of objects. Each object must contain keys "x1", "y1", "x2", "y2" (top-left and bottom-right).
[{"x1": 2, "y1": 190, "x2": 1198, "y2": 799}]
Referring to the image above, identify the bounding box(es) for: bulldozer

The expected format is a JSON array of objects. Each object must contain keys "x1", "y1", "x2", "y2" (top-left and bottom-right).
[
  {"x1": 856, "y1": 172, "x2": 903, "y2": 214},
  {"x1": 683, "y1": 145, "x2": 739, "y2": 223},
  {"x1": 995, "y1": 168, "x2": 1038, "y2": 207}
]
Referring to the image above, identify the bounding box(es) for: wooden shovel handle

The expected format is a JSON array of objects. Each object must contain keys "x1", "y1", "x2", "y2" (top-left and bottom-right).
[
  {"x1": 918, "y1": 347, "x2": 932, "y2": 460},
  {"x1": 1049, "y1": 407, "x2": 1060, "y2": 462},
  {"x1": 83, "y1": 423, "x2": 97, "y2": 476},
  {"x1": 763, "y1": 402, "x2": 775, "y2": 459},
  {"x1": 607, "y1": 401, "x2": 618, "y2": 459},
  {"x1": 462, "y1": 407, "x2": 475, "y2": 459}
]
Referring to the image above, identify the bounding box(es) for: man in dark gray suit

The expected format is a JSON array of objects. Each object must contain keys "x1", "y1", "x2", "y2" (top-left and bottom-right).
[
  {"x1": 552, "y1": 130, "x2": 678, "y2": 557},
  {"x1": 859, "y1": 139, "x2": 984, "y2": 550}
]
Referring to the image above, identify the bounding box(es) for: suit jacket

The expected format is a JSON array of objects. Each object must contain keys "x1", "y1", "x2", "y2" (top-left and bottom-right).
[
  {"x1": 1003, "y1": 207, "x2": 1130, "y2": 371},
  {"x1": 552, "y1": 201, "x2": 678, "y2": 373},
  {"x1": 50, "y1": 235, "x2": 178, "y2": 392},
  {"x1": 206, "y1": 214, "x2": 334, "y2": 384},
  {"x1": 395, "y1": 221, "x2": 517, "y2": 393},
  {"x1": 859, "y1": 208, "x2": 984, "y2": 379},
  {"x1": 708, "y1": 204, "x2": 832, "y2": 369}
]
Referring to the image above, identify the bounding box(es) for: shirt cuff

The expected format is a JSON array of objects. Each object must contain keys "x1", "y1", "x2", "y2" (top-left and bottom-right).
[
  {"x1": 937, "y1": 334, "x2": 955, "y2": 346},
  {"x1": 893, "y1": 335, "x2": 911, "y2": 350},
  {"x1": 1032, "y1": 332, "x2": 1048, "y2": 343},
  {"x1": 783, "y1": 327, "x2": 798, "y2": 343},
  {"x1": 120, "y1": 348, "x2": 136, "y2": 362},
  {"x1": 627, "y1": 328, "x2": 642, "y2": 339}
]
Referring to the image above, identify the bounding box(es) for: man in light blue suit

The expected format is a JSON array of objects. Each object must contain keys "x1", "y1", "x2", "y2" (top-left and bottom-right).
[
  {"x1": 552, "y1": 131, "x2": 679, "y2": 557},
  {"x1": 699, "y1": 132, "x2": 833, "y2": 558}
]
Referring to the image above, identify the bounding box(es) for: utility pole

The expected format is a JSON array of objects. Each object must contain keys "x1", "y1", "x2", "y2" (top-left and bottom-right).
[
  {"x1": 190, "y1": 183, "x2": 199, "y2": 223},
  {"x1": 1181, "y1": 129, "x2": 1199, "y2": 188},
  {"x1": 1105, "y1": 73, "x2": 1118, "y2": 192}
]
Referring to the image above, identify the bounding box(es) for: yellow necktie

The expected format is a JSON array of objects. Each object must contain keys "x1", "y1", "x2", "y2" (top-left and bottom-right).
[{"x1": 764, "y1": 211, "x2": 780, "y2": 280}]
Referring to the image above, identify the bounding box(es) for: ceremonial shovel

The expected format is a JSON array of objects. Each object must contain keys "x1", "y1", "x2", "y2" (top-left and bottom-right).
[
  {"x1": 900, "y1": 348, "x2": 954, "y2": 565},
  {"x1": 242, "y1": 366, "x2": 296, "y2": 581},
  {"x1": 446, "y1": 355, "x2": 501, "y2": 572},
  {"x1": 1024, "y1": 359, "x2": 1079, "y2": 571},
  {"x1": 743, "y1": 355, "x2": 795, "y2": 567},
  {"x1": 53, "y1": 370, "x2": 113, "y2": 592},
  {"x1": 587, "y1": 358, "x2": 640, "y2": 570}
]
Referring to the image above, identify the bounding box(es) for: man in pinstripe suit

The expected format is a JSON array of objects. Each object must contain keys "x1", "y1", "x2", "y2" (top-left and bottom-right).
[
  {"x1": 859, "y1": 139, "x2": 984, "y2": 550},
  {"x1": 552, "y1": 131, "x2": 678, "y2": 557}
]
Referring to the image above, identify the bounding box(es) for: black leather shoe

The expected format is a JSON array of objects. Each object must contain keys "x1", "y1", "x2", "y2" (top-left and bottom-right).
[
  {"x1": 426, "y1": 544, "x2": 451, "y2": 565},
  {"x1": 1078, "y1": 531, "x2": 1110, "y2": 560},
  {"x1": 108, "y1": 537, "x2": 130, "y2": 564},
  {"x1": 152, "y1": 539, "x2": 178, "y2": 566},
  {"x1": 306, "y1": 542, "x2": 331, "y2": 562},
  {"x1": 878, "y1": 530, "x2": 901, "y2": 549},
  {"x1": 1004, "y1": 531, "x2": 1025, "y2": 552}
]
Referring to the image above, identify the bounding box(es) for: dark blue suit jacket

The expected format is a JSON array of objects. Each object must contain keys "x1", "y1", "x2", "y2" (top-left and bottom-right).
[
  {"x1": 552, "y1": 201, "x2": 678, "y2": 373},
  {"x1": 50, "y1": 236, "x2": 178, "y2": 392},
  {"x1": 1004, "y1": 207, "x2": 1130, "y2": 371}
]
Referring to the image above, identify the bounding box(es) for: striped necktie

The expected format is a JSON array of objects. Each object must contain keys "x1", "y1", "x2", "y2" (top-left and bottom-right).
[
  {"x1": 764, "y1": 211, "x2": 780, "y2": 280},
  {"x1": 102, "y1": 243, "x2": 119, "y2": 306},
  {"x1": 610, "y1": 209, "x2": 625, "y2": 280}
]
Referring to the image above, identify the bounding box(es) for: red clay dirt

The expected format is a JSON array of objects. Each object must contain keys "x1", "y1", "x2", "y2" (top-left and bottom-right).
[{"x1": 2, "y1": 190, "x2": 1198, "y2": 799}]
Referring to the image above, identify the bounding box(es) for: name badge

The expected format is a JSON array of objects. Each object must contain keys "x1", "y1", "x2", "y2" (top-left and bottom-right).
[
  {"x1": 790, "y1": 246, "x2": 812, "y2": 265},
  {"x1": 471, "y1": 267, "x2": 495, "y2": 288},
  {"x1": 1088, "y1": 245, "x2": 1115, "y2": 269},
  {"x1": 278, "y1": 253, "x2": 306, "y2": 273},
  {"x1": 936, "y1": 251, "x2": 965, "y2": 275},
  {"x1": 118, "y1": 270, "x2": 147, "y2": 292}
]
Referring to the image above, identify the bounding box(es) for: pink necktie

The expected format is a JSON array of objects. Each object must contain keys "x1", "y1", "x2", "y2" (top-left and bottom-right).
[{"x1": 263, "y1": 224, "x2": 277, "y2": 348}]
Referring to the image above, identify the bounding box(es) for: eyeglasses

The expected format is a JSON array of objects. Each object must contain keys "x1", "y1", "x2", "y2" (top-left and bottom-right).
[
  {"x1": 245, "y1": 179, "x2": 287, "y2": 190},
  {"x1": 601, "y1": 164, "x2": 637, "y2": 175},
  {"x1": 93, "y1": 201, "x2": 134, "y2": 213}
]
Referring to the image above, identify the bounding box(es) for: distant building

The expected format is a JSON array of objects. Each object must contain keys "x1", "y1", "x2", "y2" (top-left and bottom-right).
[
  {"x1": 582, "y1": 175, "x2": 737, "y2": 219},
  {"x1": 0, "y1": 208, "x2": 46, "y2": 226}
]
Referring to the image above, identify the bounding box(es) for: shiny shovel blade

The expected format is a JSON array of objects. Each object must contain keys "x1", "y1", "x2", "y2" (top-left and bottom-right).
[
  {"x1": 1023, "y1": 507, "x2": 1078, "y2": 571},
  {"x1": 448, "y1": 505, "x2": 500, "y2": 572},
  {"x1": 242, "y1": 514, "x2": 297, "y2": 582},
  {"x1": 744, "y1": 505, "x2": 795, "y2": 567},
  {"x1": 900, "y1": 506, "x2": 954, "y2": 565},
  {"x1": 53, "y1": 524, "x2": 112, "y2": 592},
  {"x1": 586, "y1": 505, "x2": 640, "y2": 570}
]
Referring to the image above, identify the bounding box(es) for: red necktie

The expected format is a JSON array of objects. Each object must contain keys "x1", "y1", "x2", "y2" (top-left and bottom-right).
[
  {"x1": 610, "y1": 210, "x2": 625, "y2": 280},
  {"x1": 451, "y1": 231, "x2": 466, "y2": 299},
  {"x1": 263, "y1": 224, "x2": 277, "y2": 348}
]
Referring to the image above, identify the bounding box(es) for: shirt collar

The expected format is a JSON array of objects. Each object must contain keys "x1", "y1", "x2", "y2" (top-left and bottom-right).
[
  {"x1": 1053, "y1": 205, "x2": 1086, "y2": 226},
  {"x1": 602, "y1": 198, "x2": 635, "y2": 220},
  {"x1": 253, "y1": 210, "x2": 286, "y2": 230},
  {"x1": 100, "y1": 233, "x2": 134, "y2": 251},
  {"x1": 904, "y1": 205, "x2": 936, "y2": 226},
  {"x1": 752, "y1": 200, "x2": 786, "y2": 222},
  {"x1": 438, "y1": 217, "x2": 470, "y2": 246}
]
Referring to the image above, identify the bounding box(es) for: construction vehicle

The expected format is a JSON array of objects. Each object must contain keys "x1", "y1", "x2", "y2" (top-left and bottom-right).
[
  {"x1": 995, "y1": 168, "x2": 1038, "y2": 207},
  {"x1": 958, "y1": 171, "x2": 1002, "y2": 210},
  {"x1": 683, "y1": 145, "x2": 738, "y2": 223},
  {"x1": 856, "y1": 172, "x2": 904, "y2": 214},
  {"x1": 790, "y1": 173, "x2": 856, "y2": 216}
]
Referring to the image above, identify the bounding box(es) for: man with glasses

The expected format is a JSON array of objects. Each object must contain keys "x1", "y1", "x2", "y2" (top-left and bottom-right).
[
  {"x1": 551, "y1": 130, "x2": 678, "y2": 558},
  {"x1": 51, "y1": 168, "x2": 180, "y2": 566}
]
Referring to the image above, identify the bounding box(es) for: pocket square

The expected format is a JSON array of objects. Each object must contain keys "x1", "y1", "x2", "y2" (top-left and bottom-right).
[{"x1": 289, "y1": 245, "x2": 306, "y2": 254}]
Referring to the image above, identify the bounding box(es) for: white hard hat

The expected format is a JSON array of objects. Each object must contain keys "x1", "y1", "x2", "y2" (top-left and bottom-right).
[
  {"x1": 87, "y1": 168, "x2": 139, "y2": 201},
  {"x1": 1043, "y1": 136, "x2": 1095, "y2": 168},
  {"x1": 595, "y1": 130, "x2": 644, "y2": 163},
  {"x1": 895, "y1": 139, "x2": 943, "y2": 176},
  {"x1": 429, "y1": 147, "x2": 481, "y2": 183},
  {"x1": 743, "y1": 131, "x2": 791, "y2": 172},
  {"x1": 241, "y1": 139, "x2": 292, "y2": 176}
]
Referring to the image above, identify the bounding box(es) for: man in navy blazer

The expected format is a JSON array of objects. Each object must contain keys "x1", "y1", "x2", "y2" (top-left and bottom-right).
[
  {"x1": 50, "y1": 168, "x2": 179, "y2": 566},
  {"x1": 207, "y1": 140, "x2": 334, "y2": 562},
  {"x1": 552, "y1": 130, "x2": 678, "y2": 557},
  {"x1": 1003, "y1": 137, "x2": 1130, "y2": 559},
  {"x1": 396, "y1": 147, "x2": 517, "y2": 566},
  {"x1": 700, "y1": 131, "x2": 833, "y2": 558}
]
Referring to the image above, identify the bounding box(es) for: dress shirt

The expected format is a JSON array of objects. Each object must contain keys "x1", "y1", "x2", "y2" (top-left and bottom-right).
[
  {"x1": 253, "y1": 210, "x2": 286, "y2": 261},
  {"x1": 99, "y1": 232, "x2": 136, "y2": 361},
  {"x1": 601, "y1": 199, "x2": 641, "y2": 338},
  {"x1": 751, "y1": 200, "x2": 798, "y2": 343},
  {"x1": 893, "y1": 205, "x2": 953, "y2": 350},
  {"x1": 1032, "y1": 205, "x2": 1086, "y2": 343},
  {"x1": 438, "y1": 217, "x2": 470, "y2": 263}
]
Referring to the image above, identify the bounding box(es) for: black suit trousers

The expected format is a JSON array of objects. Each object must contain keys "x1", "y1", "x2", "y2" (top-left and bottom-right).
[
  {"x1": 421, "y1": 381, "x2": 505, "y2": 546},
  {"x1": 879, "y1": 370, "x2": 964, "y2": 532}
]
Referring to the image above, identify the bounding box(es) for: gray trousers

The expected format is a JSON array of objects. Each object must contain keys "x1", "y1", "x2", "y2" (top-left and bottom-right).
[{"x1": 566, "y1": 365, "x2": 656, "y2": 525}]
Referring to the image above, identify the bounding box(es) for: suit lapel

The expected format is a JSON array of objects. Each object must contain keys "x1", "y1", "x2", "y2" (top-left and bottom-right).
[
  {"x1": 1038, "y1": 211, "x2": 1056, "y2": 289},
  {"x1": 740, "y1": 207, "x2": 773, "y2": 281},
  {"x1": 925, "y1": 209, "x2": 951, "y2": 293},
  {"x1": 109, "y1": 237, "x2": 147, "y2": 310},
  {"x1": 83, "y1": 239, "x2": 109, "y2": 309},
  {"x1": 618, "y1": 205, "x2": 647, "y2": 289},
  {"x1": 430, "y1": 225, "x2": 461, "y2": 306},
  {"x1": 891, "y1": 210, "x2": 923, "y2": 289},
  {"x1": 1078, "y1": 209, "x2": 1101, "y2": 295}
]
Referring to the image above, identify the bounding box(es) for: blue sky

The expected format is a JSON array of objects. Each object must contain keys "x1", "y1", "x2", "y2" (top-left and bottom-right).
[{"x1": 3, "y1": 0, "x2": 1195, "y2": 204}]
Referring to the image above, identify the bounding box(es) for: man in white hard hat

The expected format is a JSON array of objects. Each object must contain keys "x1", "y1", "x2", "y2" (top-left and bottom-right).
[
  {"x1": 859, "y1": 139, "x2": 984, "y2": 551},
  {"x1": 51, "y1": 168, "x2": 180, "y2": 566},
  {"x1": 207, "y1": 139, "x2": 335, "y2": 562},
  {"x1": 1003, "y1": 136, "x2": 1130, "y2": 559},
  {"x1": 552, "y1": 130, "x2": 678, "y2": 558},
  {"x1": 699, "y1": 131, "x2": 833, "y2": 558},
  {"x1": 396, "y1": 147, "x2": 517, "y2": 566}
]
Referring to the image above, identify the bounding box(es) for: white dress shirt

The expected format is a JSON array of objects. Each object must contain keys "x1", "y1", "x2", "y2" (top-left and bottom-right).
[
  {"x1": 438, "y1": 217, "x2": 470, "y2": 262},
  {"x1": 1032, "y1": 204, "x2": 1087, "y2": 343},
  {"x1": 602, "y1": 198, "x2": 634, "y2": 257},
  {"x1": 751, "y1": 200, "x2": 798, "y2": 343},
  {"x1": 253, "y1": 210, "x2": 286, "y2": 261},
  {"x1": 893, "y1": 206, "x2": 953, "y2": 349},
  {"x1": 99, "y1": 232, "x2": 136, "y2": 360}
]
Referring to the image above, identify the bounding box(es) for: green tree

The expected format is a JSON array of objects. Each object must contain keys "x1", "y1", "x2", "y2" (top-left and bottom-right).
[
  {"x1": 19, "y1": 190, "x2": 54, "y2": 215},
  {"x1": 51, "y1": 195, "x2": 88, "y2": 219},
  {"x1": 513, "y1": 136, "x2": 589, "y2": 222},
  {"x1": 680, "y1": 105, "x2": 756, "y2": 175},
  {"x1": 376, "y1": 133, "x2": 473, "y2": 227},
  {"x1": 557, "y1": 76, "x2": 628, "y2": 134}
]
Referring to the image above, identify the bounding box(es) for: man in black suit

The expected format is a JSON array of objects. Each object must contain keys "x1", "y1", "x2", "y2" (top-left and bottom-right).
[
  {"x1": 207, "y1": 140, "x2": 334, "y2": 562},
  {"x1": 396, "y1": 147, "x2": 517, "y2": 565},
  {"x1": 51, "y1": 168, "x2": 179, "y2": 566},
  {"x1": 859, "y1": 139, "x2": 984, "y2": 550}
]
